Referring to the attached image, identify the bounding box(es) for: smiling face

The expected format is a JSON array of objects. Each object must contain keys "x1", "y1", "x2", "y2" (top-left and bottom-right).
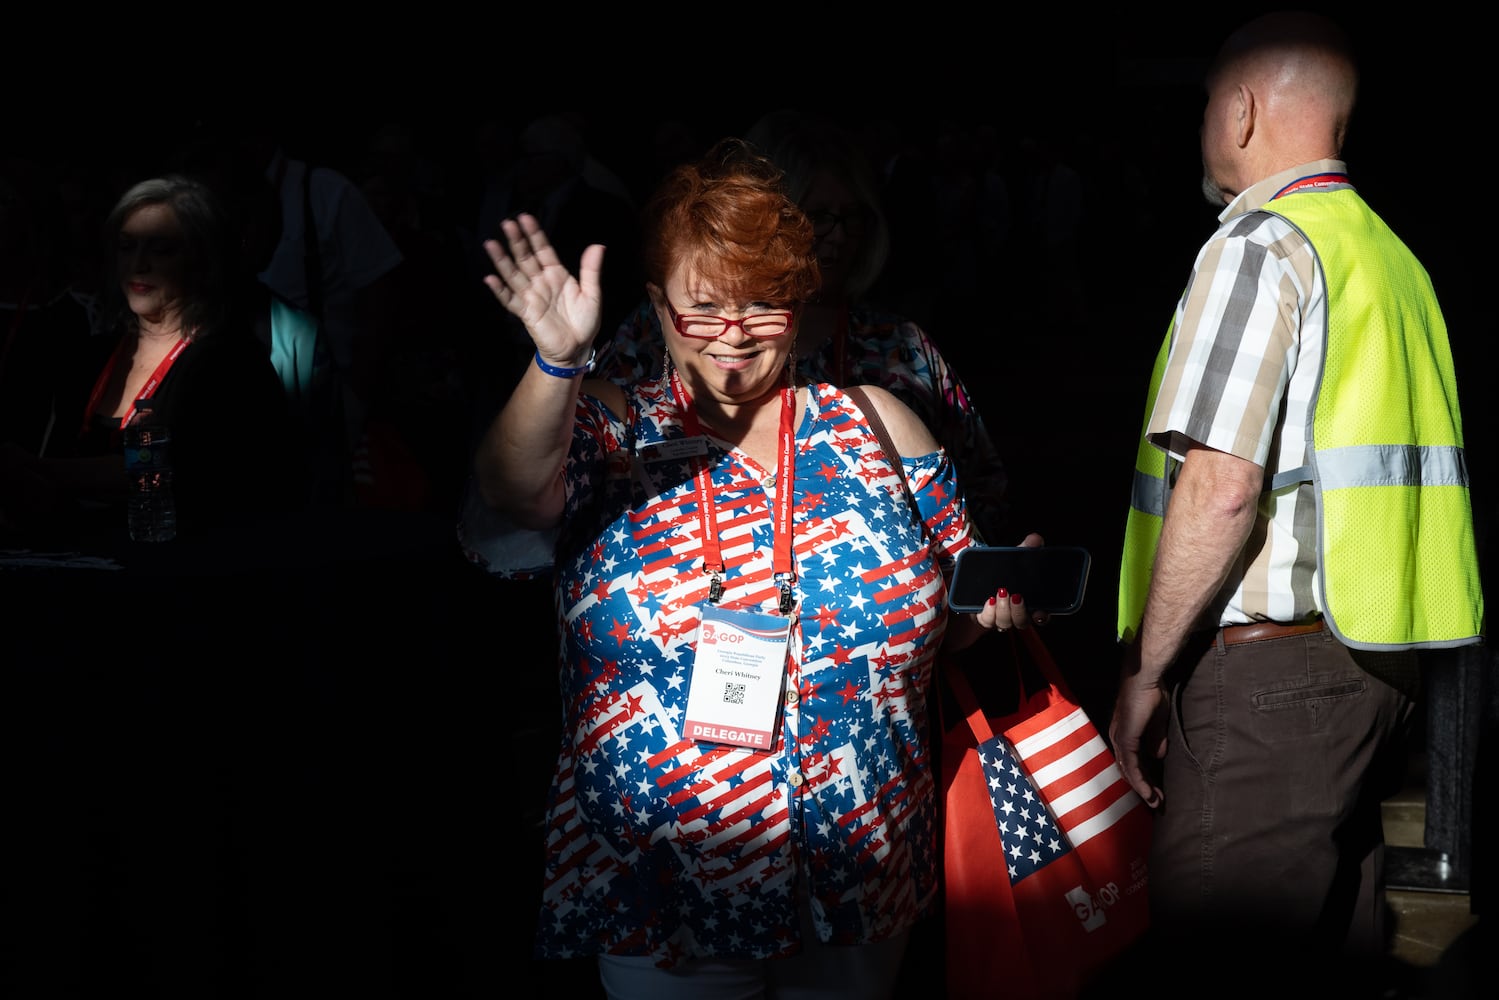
[
  {"x1": 116, "y1": 201, "x2": 188, "y2": 328},
  {"x1": 653, "y1": 266, "x2": 797, "y2": 408}
]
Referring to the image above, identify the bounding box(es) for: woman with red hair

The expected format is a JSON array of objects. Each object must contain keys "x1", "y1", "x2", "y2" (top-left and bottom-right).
[{"x1": 468, "y1": 139, "x2": 1033, "y2": 998}]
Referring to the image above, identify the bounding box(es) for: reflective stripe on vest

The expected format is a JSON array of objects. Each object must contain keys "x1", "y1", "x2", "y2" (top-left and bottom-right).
[
  {"x1": 1117, "y1": 189, "x2": 1484, "y2": 650},
  {"x1": 1270, "y1": 444, "x2": 1468, "y2": 492}
]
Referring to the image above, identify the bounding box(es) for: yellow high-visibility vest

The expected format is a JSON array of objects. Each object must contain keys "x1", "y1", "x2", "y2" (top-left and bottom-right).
[{"x1": 1118, "y1": 189, "x2": 1484, "y2": 650}]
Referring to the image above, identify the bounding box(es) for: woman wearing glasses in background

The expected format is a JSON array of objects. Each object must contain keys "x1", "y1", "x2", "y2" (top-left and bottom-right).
[{"x1": 469, "y1": 138, "x2": 1036, "y2": 998}]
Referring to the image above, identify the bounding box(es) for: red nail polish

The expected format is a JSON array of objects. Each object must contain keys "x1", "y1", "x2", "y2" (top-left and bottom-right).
[
  {"x1": 1011, "y1": 592, "x2": 1023, "y2": 605},
  {"x1": 996, "y1": 588, "x2": 1008, "y2": 600},
  {"x1": 986, "y1": 597, "x2": 995, "y2": 607}
]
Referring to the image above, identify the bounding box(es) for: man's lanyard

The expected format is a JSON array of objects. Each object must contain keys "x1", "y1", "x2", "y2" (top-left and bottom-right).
[
  {"x1": 1271, "y1": 172, "x2": 1349, "y2": 200},
  {"x1": 669, "y1": 368, "x2": 799, "y2": 612},
  {"x1": 80, "y1": 335, "x2": 188, "y2": 435}
]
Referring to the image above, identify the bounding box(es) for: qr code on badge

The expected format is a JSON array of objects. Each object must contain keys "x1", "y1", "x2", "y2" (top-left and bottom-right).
[{"x1": 723, "y1": 682, "x2": 746, "y2": 705}]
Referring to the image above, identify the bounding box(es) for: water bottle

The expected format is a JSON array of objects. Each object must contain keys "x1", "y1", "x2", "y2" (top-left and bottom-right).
[{"x1": 123, "y1": 402, "x2": 177, "y2": 542}]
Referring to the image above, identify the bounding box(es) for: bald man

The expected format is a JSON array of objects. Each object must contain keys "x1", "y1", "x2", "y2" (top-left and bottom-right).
[{"x1": 1110, "y1": 11, "x2": 1483, "y2": 984}]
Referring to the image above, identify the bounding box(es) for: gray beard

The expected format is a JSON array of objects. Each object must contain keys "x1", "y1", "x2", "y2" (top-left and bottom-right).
[{"x1": 1201, "y1": 173, "x2": 1227, "y2": 208}]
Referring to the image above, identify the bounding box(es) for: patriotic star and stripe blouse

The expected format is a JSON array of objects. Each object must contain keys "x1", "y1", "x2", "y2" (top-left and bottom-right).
[{"x1": 523, "y1": 376, "x2": 974, "y2": 967}]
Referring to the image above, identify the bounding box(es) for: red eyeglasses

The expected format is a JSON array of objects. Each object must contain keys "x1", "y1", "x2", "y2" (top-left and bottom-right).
[{"x1": 666, "y1": 302, "x2": 795, "y2": 339}]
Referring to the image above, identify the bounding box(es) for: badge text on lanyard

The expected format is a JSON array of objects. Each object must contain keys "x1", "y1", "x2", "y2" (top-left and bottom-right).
[
  {"x1": 80, "y1": 335, "x2": 190, "y2": 436},
  {"x1": 669, "y1": 369, "x2": 799, "y2": 612}
]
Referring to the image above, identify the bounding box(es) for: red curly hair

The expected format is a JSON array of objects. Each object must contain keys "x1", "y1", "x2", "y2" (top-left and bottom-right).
[{"x1": 640, "y1": 138, "x2": 820, "y2": 308}]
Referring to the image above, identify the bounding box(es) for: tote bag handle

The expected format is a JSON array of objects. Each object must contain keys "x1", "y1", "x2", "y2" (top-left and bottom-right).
[{"x1": 943, "y1": 628, "x2": 1075, "y2": 747}]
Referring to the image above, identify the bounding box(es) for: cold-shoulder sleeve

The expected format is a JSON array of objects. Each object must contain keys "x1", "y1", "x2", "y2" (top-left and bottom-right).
[{"x1": 903, "y1": 448, "x2": 977, "y2": 579}]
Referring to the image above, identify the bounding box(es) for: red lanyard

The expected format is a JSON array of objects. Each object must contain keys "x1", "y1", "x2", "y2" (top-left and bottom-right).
[
  {"x1": 1271, "y1": 172, "x2": 1348, "y2": 200},
  {"x1": 669, "y1": 368, "x2": 799, "y2": 612},
  {"x1": 80, "y1": 334, "x2": 189, "y2": 435}
]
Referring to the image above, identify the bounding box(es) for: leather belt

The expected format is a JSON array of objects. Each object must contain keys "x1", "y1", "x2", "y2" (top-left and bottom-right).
[{"x1": 1220, "y1": 620, "x2": 1324, "y2": 645}]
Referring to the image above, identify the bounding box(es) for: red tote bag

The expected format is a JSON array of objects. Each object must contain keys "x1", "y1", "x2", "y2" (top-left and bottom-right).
[{"x1": 939, "y1": 628, "x2": 1152, "y2": 999}]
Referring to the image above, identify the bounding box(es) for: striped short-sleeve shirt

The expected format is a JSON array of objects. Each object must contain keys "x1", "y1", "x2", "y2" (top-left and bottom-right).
[{"x1": 1146, "y1": 160, "x2": 1351, "y2": 625}]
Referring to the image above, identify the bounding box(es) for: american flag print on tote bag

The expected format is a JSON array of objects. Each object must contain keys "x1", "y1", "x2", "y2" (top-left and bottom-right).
[{"x1": 941, "y1": 628, "x2": 1151, "y2": 1000}]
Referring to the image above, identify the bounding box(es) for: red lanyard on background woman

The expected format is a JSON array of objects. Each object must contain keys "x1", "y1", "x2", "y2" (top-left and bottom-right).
[
  {"x1": 669, "y1": 367, "x2": 799, "y2": 613},
  {"x1": 79, "y1": 334, "x2": 189, "y2": 436}
]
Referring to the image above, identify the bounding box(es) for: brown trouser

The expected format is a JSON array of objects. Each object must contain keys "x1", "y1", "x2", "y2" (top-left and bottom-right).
[{"x1": 1147, "y1": 626, "x2": 1415, "y2": 982}]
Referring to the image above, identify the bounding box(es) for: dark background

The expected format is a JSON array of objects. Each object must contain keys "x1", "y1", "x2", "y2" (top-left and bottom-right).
[{"x1": 4, "y1": 6, "x2": 1491, "y2": 997}]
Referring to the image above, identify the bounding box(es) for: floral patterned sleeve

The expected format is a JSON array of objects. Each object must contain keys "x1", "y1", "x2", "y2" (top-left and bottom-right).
[
  {"x1": 593, "y1": 300, "x2": 663, "y2": 388},
  {"x1": 847, "y1": 307, "x2": 1010, "y2": 544},
  {"x1": 908, "y1": 325, "x2": 1009, "y2": 544}
]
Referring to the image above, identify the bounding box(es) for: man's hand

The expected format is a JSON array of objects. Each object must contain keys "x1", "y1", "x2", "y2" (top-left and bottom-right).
[
  {"x1": 1110, "y1": 443, "x2": 1262, "y2": 809},
  {"x1": 1109, "y1": 641, "x2": 1169, "y2": 808}
]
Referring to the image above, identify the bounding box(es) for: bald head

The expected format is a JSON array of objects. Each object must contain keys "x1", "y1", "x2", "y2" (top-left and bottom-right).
[{"x1": 1199, "y1": 12, "x2": 1358, "y2": 205}]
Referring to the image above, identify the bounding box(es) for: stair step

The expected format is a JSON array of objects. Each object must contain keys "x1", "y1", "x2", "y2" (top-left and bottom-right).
[
  {"x1": 1382, "y1": 797, "x2": 1426, "y2": 851},
  {"x1": 1386, "y1": 846, "x2": 1470, "y2": 894}
]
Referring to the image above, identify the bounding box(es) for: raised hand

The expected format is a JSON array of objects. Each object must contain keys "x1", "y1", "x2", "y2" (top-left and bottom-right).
[{"x1": 482, "y1": 213, "x2": 605, "y2": 368}]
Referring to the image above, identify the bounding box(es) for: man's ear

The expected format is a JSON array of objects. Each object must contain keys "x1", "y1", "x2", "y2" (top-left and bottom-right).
[{"x1": 1236, "y1": 84, "x2": 1256, "y2": 148}]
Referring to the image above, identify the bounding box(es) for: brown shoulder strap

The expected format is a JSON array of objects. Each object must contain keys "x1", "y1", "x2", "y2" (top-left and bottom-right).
[
  {"x1": 845, "y1": 384, "x2": 931, "y2": 546},
  {"x1": 844, "y1": 384, "x2": 906, "y2": 494}
]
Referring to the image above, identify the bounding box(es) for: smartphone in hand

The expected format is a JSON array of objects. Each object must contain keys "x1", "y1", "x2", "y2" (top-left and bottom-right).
[{"x1": 947, "y1": 545, "x2": 1091, "y2": 614}]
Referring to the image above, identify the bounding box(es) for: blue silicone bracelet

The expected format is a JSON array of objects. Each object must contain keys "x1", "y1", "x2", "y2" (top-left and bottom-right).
[{"x1": 534, "y1": 349, "x2": 595, "y2": 379}]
